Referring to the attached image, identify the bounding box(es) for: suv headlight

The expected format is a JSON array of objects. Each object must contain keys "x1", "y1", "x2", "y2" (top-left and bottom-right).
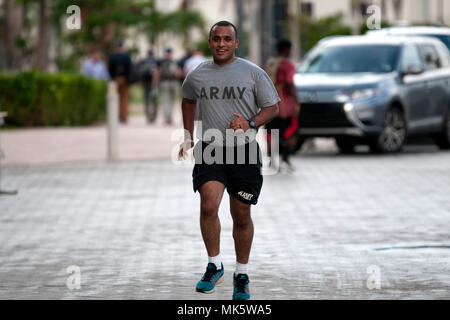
[{"x1": 336, "y1": 88, "x2": 379, "y2": 103}]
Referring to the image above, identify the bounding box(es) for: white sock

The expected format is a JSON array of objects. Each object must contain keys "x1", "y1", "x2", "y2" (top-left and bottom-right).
[
  {"x1": 235, "y1": 262, "x2": 248, "y2": 275},
  {"x1": 208, "y1": 253, "x2": 222, "y2": 270}
]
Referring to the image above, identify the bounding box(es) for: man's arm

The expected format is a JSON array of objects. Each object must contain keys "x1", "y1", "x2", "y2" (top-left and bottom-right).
[
  {"x1": 252, "y1": 104, "x2": 279, "y2": 128},
  {"x1": 178, "y1": 97, "x2": 197, "y2": 159},
  {"x1": 229, "y1": 104, "x2": 279, "y2": 131}
]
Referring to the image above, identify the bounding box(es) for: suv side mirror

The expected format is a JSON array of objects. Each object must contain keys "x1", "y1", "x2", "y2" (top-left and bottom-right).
[{"x1": 402, "y1": 64, "x2": 424, "y2": 76}]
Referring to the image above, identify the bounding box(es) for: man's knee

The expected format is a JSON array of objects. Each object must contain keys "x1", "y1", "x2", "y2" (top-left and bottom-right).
[{"x1": 200, "y1": 200, "x2": 220, "y2": 217}]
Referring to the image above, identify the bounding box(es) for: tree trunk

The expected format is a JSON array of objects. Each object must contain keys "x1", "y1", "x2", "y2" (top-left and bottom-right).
[
  {"x1": 3, "y1": 0, "x2": 24, "y2": 70},
  {"x1": 380, "y1": 0, "x2": 387, "y2": 18},
  {"x1": 351, "y1": 0, "x2": 362, "y2": 35},
  {"x1": 98, "y1": 22, "x2": 116, "y2": 58},
  {"x1": 34, "y1": 0, "x2": 50, "y2": 71},
  {"x1": 235, "y1": 0, "x2": 245, "y2": 57},
  {"x1": 393, "y1": 0, "x2": 403, "y2": 21},
  {"x1": 180, "y1": 0, "x2": 192, "y2": 10},
  {"x1": 288, "y1": 0, "x2": 300, "y2": 62}
]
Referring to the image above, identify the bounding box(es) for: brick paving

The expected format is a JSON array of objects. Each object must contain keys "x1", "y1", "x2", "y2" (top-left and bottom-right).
[{"x1": 0, "y1": 111, "x2": 449, "y2": 299}]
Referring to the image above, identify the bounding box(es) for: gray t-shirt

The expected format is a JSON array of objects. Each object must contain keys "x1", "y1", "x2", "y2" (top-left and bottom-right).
[{"x1": 182, "y1": 57, "x2": 280, "y2": 146}]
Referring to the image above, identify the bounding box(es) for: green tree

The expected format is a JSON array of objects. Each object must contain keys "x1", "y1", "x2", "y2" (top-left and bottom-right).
[
  {"x1": 299, "y1": 13, "x2": 351, "y2": 55},
  {"x1": 140, "y1": 7, "x2": 205, "y2": 47}
]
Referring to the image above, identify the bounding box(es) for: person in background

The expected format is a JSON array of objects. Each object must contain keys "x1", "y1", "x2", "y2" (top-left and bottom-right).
[
  {"x1": 158, "y1": 48, "x2": 181, "y2": 125},
  {"x1": 178, "y1": 48, "x2": 193, "y2": 84},
  {"x1": 108, "y1": 40, "x2": 132, "y2": 123},
  {"x1": 138, "y1": 49, "x2": 160, "y2": 124},
  {"x1": 183, "y1": 47, "x2": 207, "y2": 77},
  {"x1": 83, "y1": 52, "x2": 109, "y2": 80},
  {"x1": 264, "y1": 39, "x2": 301, "y2": 173}
]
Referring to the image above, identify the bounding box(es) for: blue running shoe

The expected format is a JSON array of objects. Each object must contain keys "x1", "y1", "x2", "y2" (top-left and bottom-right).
[
  {"x1": 196, "y1": 263, "x2": 224, "y2": 294},
  {"x1": 232, "y1": 273, "x2": 250, "y2": 300}
]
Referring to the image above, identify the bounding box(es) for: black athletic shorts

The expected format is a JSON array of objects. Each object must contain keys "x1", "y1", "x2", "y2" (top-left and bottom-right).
[{"x1": 192, "y1": 140, "x2": 263, "y2": 205}]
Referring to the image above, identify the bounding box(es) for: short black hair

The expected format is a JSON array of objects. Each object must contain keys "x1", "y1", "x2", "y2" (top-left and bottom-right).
[
  {"x1": 276, "y1": 39, "x2": 292, "y2": 54},
  {"x1": 209, "y1": 20, "x2": 238, "y2": 40}
]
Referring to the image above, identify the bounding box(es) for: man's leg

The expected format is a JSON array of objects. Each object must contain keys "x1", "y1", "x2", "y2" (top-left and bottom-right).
[
  {"x1": 142, "y1": 81, "x2": 151, "y2": 122},
  {"x1": 116, "y1": 76, "x2": 129, "y2": 123},
  {"x1": 159, "y1": 81, "x2": 170, "y2": 125},
  {"x1": 199, "y1": 180, "x2": 226, "y2": 257},
  {"x1": 230, "y1": 194, "x2": 253, "y2": 300},
  {"x1": 165, "y1": 81, "x2": 177, "y2": 125},
  {"x1": 229, "y1": 195, "x2": 253, "y2": 265},
  {"x1": 196, "y1": 180, "x2": 226, "y2": 293}
]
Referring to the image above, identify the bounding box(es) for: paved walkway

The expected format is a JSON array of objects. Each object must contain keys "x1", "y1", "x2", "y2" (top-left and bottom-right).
[
  {"x1": 0, "y1": 105, "x2": 184, "y2": 166},
  {"x1": 0, "y1": 108, "x2": 449, "y2": 300}
]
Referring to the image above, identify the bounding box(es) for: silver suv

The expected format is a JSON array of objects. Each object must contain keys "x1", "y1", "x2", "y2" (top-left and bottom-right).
[
  {"x1": 295, "y1": 35, "x2": 450, "y2": 153},
  {"x1": 367, "y1": 26, "x2": 450, "y2": 51}
]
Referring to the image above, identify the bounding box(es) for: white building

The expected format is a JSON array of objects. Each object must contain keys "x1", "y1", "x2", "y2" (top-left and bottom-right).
[
  {"x1": 141, "y1": 0, "x2": 450, "y2": 63},
  {"x1": 304, "y1": 0, "x2": 450, "y2": 26}
]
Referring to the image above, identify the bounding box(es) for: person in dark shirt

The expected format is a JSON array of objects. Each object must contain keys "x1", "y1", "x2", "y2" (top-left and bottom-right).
[
  {"x1": 178, "y1": 49, "x2": 193, "y2": 84},
  {"x1": 108, "y1": 41, "x2": 132, "y2": 123},
  {"x1": 138, "y1": 49, "x2": 160, "y2": 124},
  {"x1": 158, "y1": 48, "x2": 181, "y2": 125}
]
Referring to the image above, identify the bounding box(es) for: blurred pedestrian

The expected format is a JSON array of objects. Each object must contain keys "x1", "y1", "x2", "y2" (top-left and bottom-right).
[
  {"x1": 178, "y1": 21, "x2": 279, "y2": 300},
  {"x1": 183, "y1": 47, "x2": 207, "y2": 77},
  {"x1": 82, "y1": 52, "x2": 109, "y2": 80},
  {"x1": 178, "y1": 49, "x2": 193, "y2": 84},
  {"x1": 108, "y1": 40, "x2": 132, "y2": 123},
  {"x1": 138, "y1": 49, "x2": 160, "y2": 124},
  {"x1": 264, "y1": 39, "x2": 301, "y2": 173},
  {"x1": 158, "y1": 48, "x2": 181, "y2": 125}
]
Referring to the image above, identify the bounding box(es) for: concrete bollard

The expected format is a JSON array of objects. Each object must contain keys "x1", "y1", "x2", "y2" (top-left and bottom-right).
[{"x1": 107, "y1": 81, "x2": 119, "y2": 161}]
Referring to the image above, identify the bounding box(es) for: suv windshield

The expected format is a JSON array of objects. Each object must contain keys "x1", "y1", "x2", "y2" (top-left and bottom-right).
[{"x1": 299, "y1": 45, "x2": 400, "y2": 74}]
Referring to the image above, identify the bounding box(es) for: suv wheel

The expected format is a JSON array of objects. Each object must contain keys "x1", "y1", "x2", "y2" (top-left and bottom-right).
[
  {"x1": 370, "y1": 107, "x2": 406, "y2": 153},
  {"x1": 335, "y1": 137, "x2": 355, "y2": 153},
  {"x1": 433, "y1": 108, "x2": 450, "y2": 150}
]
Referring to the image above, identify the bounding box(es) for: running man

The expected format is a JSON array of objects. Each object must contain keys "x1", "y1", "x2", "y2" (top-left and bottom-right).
[{"x1": 178, "y1": 21, "x2": 279, "y2": 300}]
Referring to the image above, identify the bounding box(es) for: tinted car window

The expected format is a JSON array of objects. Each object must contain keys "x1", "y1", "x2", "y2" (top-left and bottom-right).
[
  {"x1": 434, "y1": 42, "x2": 450, "y2": 68},
  {"x1": 300, "y1": 45, "x2": 400, "y2": 74},
  {"x1": 433, "y1": 34, "x2": 450, "y2": 51},
  {"x1": 399, "y1": 33, "x2": 450, "y2": 51},
  {"x1": 401, "y1": 44, "x2": 422, "y2": 70},
  {"x1": 419, "y1": 44, "x2": 441, "y2": 69}
]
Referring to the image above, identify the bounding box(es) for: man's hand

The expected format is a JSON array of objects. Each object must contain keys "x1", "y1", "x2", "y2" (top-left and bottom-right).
[
  {"x1": 178, "y1": 139, "x2": 194, "y2": 160},
  {"x1": 229, "y1": 113, "x2": 250, "y2": 132}
]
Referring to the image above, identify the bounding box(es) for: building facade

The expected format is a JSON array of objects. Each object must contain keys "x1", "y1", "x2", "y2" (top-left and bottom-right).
[{"x1": 151, "y1": 0, "x2": 450, "y2": 65}]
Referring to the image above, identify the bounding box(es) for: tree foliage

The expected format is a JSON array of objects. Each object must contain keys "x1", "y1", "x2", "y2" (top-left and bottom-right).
[
  {"x1": 299, "y1": 13, "x2": 352, "y2": 55},
  {"x1": 1, "y1": 0, "x2": 206, "y2": 71}
]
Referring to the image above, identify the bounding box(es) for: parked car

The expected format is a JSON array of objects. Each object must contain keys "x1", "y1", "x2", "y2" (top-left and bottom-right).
[
  {"x1": 294, "y1": 35, "x2": 450, "y2": 153},
  {"x1": 367, "y1": 26, "x2": 450, "y2": 51}
]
